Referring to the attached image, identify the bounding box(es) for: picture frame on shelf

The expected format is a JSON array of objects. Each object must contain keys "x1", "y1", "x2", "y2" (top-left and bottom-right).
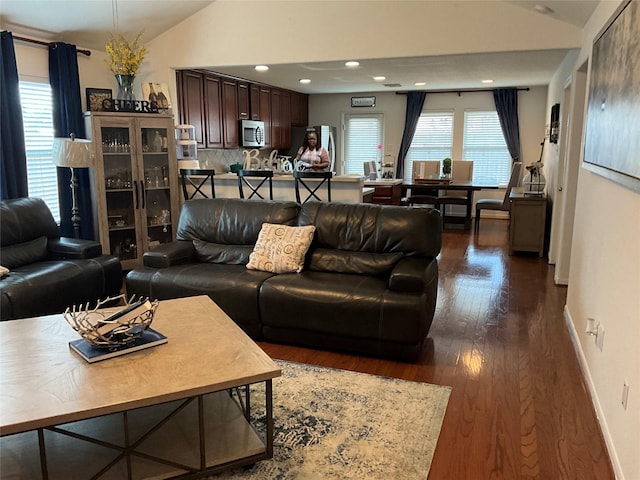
[
  {"x1": 141, "y1": 82, "x2": 171, "y2": 111},
  {"x1": 86, "y1": 88, "x2": 112, "y2": 112}
]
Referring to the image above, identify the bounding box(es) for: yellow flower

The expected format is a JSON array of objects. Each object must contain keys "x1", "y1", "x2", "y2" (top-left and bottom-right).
[{"x1": 105, "y1": 32, "x2": 147, "y2": 76}]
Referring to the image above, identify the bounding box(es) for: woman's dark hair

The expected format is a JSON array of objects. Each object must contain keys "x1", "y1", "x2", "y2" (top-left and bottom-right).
[{"x1": 302, "y1": 129, "x2": 319, "y2": 151}]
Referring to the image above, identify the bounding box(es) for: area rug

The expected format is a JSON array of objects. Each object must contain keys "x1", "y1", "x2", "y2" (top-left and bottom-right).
[{"x1": 214, "y1": 360, "x2": 451, "y2": 480}]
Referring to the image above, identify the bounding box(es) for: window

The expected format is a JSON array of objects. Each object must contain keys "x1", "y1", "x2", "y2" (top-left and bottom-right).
[
  {"x1": 463, "y1": 111, "x2": 511, "y2": 185},
  {"x1": 343, "y1": 114, "x2": 383, "y2": 176},
  {"x1": 405, "y1": 112, "x2": 454, "y2": 182},
  {"x1": 19, "y1": 81, "x2": 59, "y2": 221}
]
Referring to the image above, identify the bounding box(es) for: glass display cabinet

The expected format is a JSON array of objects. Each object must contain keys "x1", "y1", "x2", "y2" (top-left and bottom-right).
[{"x1": 84, "y1": 112, "x2": 180, "y2": 270}]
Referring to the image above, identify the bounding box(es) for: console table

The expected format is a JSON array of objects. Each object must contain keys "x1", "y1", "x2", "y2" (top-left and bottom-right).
[{"x1": 508, "y1": 190, "x2": 547, "y2": 257}]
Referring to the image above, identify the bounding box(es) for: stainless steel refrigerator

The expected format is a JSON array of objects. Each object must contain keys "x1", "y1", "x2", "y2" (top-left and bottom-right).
[{"x1": 286, "y1": 125, "x2": 337, "y2": 172}]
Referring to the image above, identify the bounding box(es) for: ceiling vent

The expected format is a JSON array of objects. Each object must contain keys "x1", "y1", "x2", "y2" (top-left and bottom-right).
[{"x1": 384, "y1": 83, "x2": 402, "y2": 88}]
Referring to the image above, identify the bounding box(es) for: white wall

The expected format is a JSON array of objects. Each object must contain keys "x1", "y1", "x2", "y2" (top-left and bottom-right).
[{"x1": 558, "y1": 2, "x2": 640, "y2": 479}]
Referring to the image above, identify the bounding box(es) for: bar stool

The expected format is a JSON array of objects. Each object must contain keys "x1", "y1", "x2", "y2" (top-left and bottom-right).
[
  {"x1": 180, "y1": 169, "x2": 215, "y2": 200},
  {"x1": 237, "y1": 169, "x2": 274, "y2": 200},
  {"x1": 294, "y1": 171, "x2": 332, "y2": 203}
]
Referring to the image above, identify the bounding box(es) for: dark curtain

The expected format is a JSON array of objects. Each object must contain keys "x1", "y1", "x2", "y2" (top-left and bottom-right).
[
  {"x1": 49, "y1": 42, "x2": 94, "y2": 239},
  {"x1": 493, "y1": 88, "x2": 521, "y2": 162},
  {"x1": 0, "y1": 31, "x2": 29, "y2": 200},
  {"x1": 396, "y1": 91, "x2": 426, "y2": 179}
]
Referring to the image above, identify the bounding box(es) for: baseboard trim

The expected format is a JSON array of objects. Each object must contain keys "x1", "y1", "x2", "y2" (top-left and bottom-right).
[{"x1": 563, "y1": 305, "x2": 624, "y2": 480}]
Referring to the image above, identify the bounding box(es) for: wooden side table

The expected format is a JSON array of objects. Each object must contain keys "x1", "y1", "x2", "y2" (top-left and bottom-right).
[{"x1": 509, "y1": 190, "x2": 547, "y2": 257}]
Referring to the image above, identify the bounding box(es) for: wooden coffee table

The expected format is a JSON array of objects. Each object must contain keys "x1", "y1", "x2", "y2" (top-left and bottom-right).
[{"x1": 0, "y1": 295, "x2": 280, "y2": 479}]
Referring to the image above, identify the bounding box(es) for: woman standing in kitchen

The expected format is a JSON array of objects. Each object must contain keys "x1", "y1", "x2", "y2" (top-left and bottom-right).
[{"x1": 295, "y1": 130, "x2": 330, "y2": 171}]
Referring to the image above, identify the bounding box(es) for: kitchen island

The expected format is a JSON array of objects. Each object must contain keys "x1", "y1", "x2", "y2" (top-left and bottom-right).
[{"x1": 182, "y1": 172, "x2": 367, "y2": 203}]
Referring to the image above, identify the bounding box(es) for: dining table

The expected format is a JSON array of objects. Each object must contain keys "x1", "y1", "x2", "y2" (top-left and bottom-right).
[{"x1": 402, "y1": 178, "x2": 500, "y2": 229}]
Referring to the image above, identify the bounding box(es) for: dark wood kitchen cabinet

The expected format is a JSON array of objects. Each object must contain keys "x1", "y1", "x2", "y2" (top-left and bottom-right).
[
  {"x1": 176, "y1": 70, "x2": 205, "y2": 148},
  {"x1": 268, "y1": 88, "x2": 292, "y2": 149},
  {"x1": 270, "y1": 88, "x2": 282, "y2": 149},
  {"x1": 259, "y1": 86, "x2": 271, "y2": 146},
  {"x1": 221, "y1": 79, "x2": 239, "y2": 148},
  {"x1": 177, "y1": 69, "x2": 302, "y2": 150},
  {"x1": 238, "y1": 81, "x2": 249, "y2": 120},
  {"x1": 290, "y1": 91, "x2": 309, "y2": 126},
  {"x1": 203, "y1": 74, "x2": 223, "y2": 148},
  {"x1": 177, "y1": 70, "x2": 238, "y2": 149},
  {"x1": 250, "y1": 84, "x2": 261, "y2": 120}
]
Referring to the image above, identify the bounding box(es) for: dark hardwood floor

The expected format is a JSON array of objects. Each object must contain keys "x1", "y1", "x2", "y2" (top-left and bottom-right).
[{"x1": 258, "y1": 219, "x2": 614, "y2": 480}]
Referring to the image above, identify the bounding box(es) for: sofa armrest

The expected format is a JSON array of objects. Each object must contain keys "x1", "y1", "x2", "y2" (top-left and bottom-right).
[
  {"x1": 142, "y1": 241, "x2": 195, "y2": 268},
  {"x1": 48, "y1": 237, "x2": 103, "y2": 259},
  {"x1": 388, "y1": 257, "x2": 437, "y2": 292}
]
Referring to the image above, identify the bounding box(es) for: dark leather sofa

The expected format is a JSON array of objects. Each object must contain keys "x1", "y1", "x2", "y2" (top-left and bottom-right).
[
  {"x1": 126, "y1": 198, "x2": 442, "y2": 360},
  {"x1": 0, "y1": 197, "x2": 123, "y2": 321}
]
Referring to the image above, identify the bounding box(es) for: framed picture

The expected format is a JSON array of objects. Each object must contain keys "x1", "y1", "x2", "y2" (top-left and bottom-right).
[
  {"x1": 583, "y1": 0, "x2": 639, "y2": 193},
  {"x1": 86, "y1": 88, "x2": 112, "y2": 112},
  {"x1": 351, "y1": 96, "x2": 376, "y2": 108},
  {"x1": 141, "y1": 82, "x2": 171, "y2": 110}
]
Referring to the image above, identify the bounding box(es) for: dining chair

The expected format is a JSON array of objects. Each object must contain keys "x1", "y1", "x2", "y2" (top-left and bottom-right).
[
  {"x1": 237, "y1": 169, "x2": 274, "y2": 200},
  {"x1": 294, "y1": 171, "x2": 332, "y2": 203},
  {"x1": 411, "y1": 160, "x2": 441, "y2": 181},
  {"x1": 439, "y1": 160, "x2": 474, "y2": 220},
  {"x1": 402, "y1": 160, "x2": 442, "y2": 206},
  {"x1": 180, "y1": 169, "x2": 216, "y2": 200},
  {"x1": 474, "y1": 161, "x2": 522, "y2": 232}
]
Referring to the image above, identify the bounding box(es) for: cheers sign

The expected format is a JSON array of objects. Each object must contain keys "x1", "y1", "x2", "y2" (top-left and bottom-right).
[{"x1": 102, "y1": 98, "x2": 160, "y2": 114}]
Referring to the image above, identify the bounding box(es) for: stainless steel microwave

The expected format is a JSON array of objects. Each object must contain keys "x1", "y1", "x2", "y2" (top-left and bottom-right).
[{"x1": 240, "y1": 120, "x2": 265, "y2": 147}]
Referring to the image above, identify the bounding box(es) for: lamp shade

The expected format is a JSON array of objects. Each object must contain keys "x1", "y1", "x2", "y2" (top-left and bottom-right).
[{"x1": 52, "y1": 137, "x2": 94, "y2": 168}]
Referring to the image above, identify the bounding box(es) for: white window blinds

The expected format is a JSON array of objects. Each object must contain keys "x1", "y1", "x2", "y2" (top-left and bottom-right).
[
  {"x1": 344, "y1": 114, "x2": 383, "y2": 176},
  {"x1": 463, "y1": 111, "x2": 512, "y2": 185},
  {"x1": 405, "y1": 112, "x2": 454, "y2": 182},
  {"x1": 19, "y1": 81, "x2": 60, "y2": 222}
]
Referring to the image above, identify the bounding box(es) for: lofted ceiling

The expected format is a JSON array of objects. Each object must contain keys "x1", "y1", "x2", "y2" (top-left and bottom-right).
[{"x1": 1, "y1": 0, "x2": 599, "y2": 94}]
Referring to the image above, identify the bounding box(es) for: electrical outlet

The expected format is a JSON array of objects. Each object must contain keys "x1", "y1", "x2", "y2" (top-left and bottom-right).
[
  {"x1": 622, "y1": 381, "x2": 630, "y2": 410},
  {"x1": 586, "y1": 317, "x2": 597, "y2": 336},
  {"x1": 596, "y1": 324, "x2": 605, "y2": 351}
]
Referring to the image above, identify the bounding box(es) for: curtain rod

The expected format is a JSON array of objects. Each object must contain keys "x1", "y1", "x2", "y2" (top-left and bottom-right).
[
  {"x1": 12, "y1": 35, "x2": 91, "y2": 56},
  {"x1": 396, "y1": 87, "x2": 529, "y2": 96}
]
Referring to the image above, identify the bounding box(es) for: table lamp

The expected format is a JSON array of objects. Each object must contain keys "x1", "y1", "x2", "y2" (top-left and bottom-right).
[{"x1": 52, "y1": 134, "x2": 94, "y2": 238}]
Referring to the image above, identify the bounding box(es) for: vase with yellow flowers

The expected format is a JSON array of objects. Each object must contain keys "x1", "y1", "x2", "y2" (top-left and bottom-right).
[{"x1": 105, "y1": 32, "x2": 147, "y2": 101}]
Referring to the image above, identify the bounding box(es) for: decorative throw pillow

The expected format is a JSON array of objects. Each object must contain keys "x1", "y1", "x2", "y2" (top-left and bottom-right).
[{"x1": 246, "y1": 223, "x2": 316, "y2": 274}]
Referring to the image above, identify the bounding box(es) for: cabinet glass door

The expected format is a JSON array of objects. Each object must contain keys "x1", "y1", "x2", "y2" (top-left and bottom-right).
[
  {"x1": 140, "y1": 126, "x2": 173, "y2": 247},
  {"x1": 101, "y1": 126, "x2": 140, "y2": 262}
]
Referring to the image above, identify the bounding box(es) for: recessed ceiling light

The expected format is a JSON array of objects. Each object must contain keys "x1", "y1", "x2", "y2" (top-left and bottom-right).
[
  {"x1": 481, "y1": 79, "x2": 494, "y2": 84},
  {"x1": 373, "y1": 76, "x2": 386, "y2": 81},
  {"x1": 255, "y1": 65, "x2": 269, "y2": 72},
  {"x1": 345, "y1": 61, "x2": 360, "y2": 67},
  {"x1": 299, "y1": 78, "x2": 311, "y2": 84},
  {"x1": 414, "y1": 82, "x2": 426, "y2": 86}
]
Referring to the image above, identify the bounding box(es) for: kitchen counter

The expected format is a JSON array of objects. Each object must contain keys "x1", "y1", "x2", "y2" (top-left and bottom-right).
[
  {"x1": 363, "y1": 179, "x2": 403, "y2": 186},
  {"x1": 182, "y1": 172, "x2": 367, "y2": 203}
]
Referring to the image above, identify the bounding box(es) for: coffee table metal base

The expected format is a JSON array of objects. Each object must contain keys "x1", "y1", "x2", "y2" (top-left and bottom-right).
[{"x1": 1, "y1": 382, "x2": 273, "y2": 480}]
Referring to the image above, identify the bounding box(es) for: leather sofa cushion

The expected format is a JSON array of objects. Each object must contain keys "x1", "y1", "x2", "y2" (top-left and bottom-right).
[
  {"x1": 193, "y1": 239, "x2": 253, "y2": 265},
  {"x1": 298, "y1": 202, "x2": 441, "y2": 257},
  {"x1": 0, "y1": 197, "x2": 59, "y2": 246},
  {"x1": 309, "y1": 248, "x2": 404, "y2": 275},
  {"x1": 177, "y1": 198, "x2": 300, "y2": 245},
  {"x1": 1, "y1": 256, "x2": 122, "y2": 320},
  {"x1": 0, "y1": 236, "x2": 48, "y2": 269}
]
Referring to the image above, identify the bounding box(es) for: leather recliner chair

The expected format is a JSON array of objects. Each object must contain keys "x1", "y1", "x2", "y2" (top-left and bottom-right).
[{"x1": 0, "y1": 197, "x2": 123, "y2": 321}]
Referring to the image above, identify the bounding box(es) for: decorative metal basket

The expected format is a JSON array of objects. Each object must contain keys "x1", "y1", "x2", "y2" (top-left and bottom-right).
[{"x1": 63, "y1": 294, "x2": 159, "y2": 349}]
